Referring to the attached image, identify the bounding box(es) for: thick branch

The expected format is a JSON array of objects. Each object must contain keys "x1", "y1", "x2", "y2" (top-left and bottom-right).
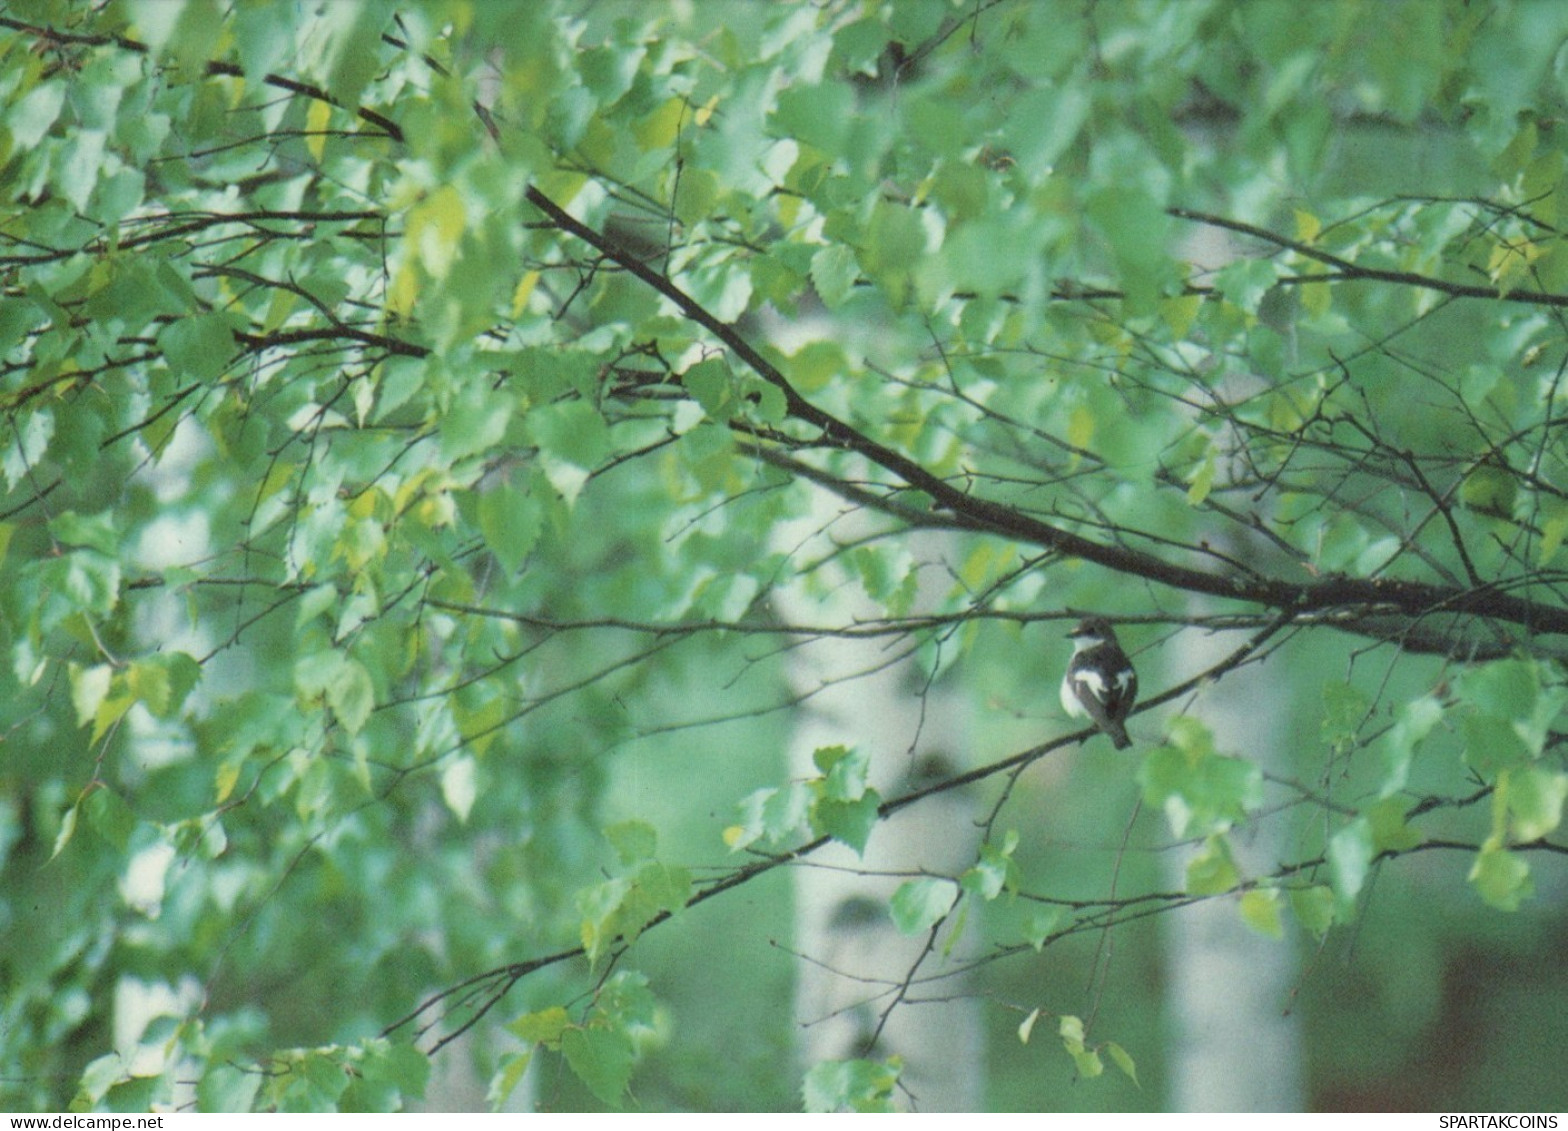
[
  {"x1": 528, "y1": 186, "x2": 1568, "y2": 636},
  {"x1": 1170, "y1": 206, "x2": 1568, "y2": 309},
  {"x1": 16, "y1": 13, "x2": 1564, "y2": 636}
]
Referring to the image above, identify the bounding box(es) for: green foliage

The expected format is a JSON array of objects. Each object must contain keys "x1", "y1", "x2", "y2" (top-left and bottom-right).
[
  {"x1": 890, "y1": 876, "x2": 960, "y2": 936},
  {"x1": 1024, "y1": 1013, "x2": 1137, "y2": 1088},
  {"x1": 802, "y1": 1056, "x2": 902, "y2": 1113},
  {"x1": 1, "y1": 0, "x2": 1565, "y2": 1114},
  {"x1": 505, "y1": 972, "x2": 658, "y2": 1108},
  {"x1": 1138, "y1": 717, "x2": 1263, "y2": 840},
  {"x1": 807, "y1": 745, "x2": 882, "y2": 855}
]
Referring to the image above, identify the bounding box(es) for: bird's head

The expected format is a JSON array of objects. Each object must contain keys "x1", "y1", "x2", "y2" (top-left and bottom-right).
[{"x1": 1066, "y1": 616, "x2": 1118, "y2": 648}]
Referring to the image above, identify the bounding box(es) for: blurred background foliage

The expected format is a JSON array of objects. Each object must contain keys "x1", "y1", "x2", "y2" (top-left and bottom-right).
[{"x1": 0, "y1": 0, "x2": 1566, "y2": 1112}]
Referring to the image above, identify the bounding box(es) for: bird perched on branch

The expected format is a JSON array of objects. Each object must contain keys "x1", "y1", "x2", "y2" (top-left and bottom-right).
[{"x1": 1060, "y1": 616, "x2": 1138, "y2": 749}]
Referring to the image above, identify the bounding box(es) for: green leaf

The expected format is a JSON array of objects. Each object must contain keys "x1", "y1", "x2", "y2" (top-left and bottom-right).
[
  {"x1": 1017, "y1": 1007, "x2": 1041, "y2": 1044},
  {"x1": 8, "y1": 81, "x2": 66, "y2": 148},
  {"x1": 1328, "y1": 818, "x2": 1374, "y2": 912},
  {"x1": 802, "y1": 1058, "x2": 901, "y2": 1113},
  {"x1": 526, "y1": 399, "x2": 610, "y2": 503},
  {"x1": 1085, "y1": 184, "x2": 1172, "y2": 311},
  {"x1": 605, "y1": 819, "x2": 659, "y2": 866},
  {"x1": 1023, "y1": 905, "x2": 1064, "y2": 951},
  {"x1": 440, "y1": 384, "x2": 513, "y2": 463},
  {"x1": 58, "y1": 130, "x2": 107, "y2": 212},
  {"x1": 125, "y1": 660, "x2": 171, "y2": 718},
  {"x1": 327, "y1": 658, "x2": 374, "y2": 735},
  {"x1": 1137, "y1": 721, "x2": 1262, "y2": 838},
  {"x1": 41, "y1": 550, "x2": 122, "y2": 618},
  {"x1": 810, "y1": 244, "x2": 859, "y2": 308},
  {"x1": 1459, "y1": 456, "x2": 1517, "y2": 517},
  {"x1": 133, "y1": 653, "x2": 201, "y2": 719},
  {"x1": 1320, "y1": 679, "x2": 1372, "y2": 752},
  {"x1": 1238, "y1": 888, "x2": 1284, "y2": 938},
  {"x1": 812, "y1": 743, "x2": 860, "y2": 782},
  {"x1": 408, "y1": 184, "x2": 467, "y2": 277},
  {"x1": 1185, "y1": 835, "x2": 1240, "y2": 896},
  {"x1": 199, "y1": 1062, "x2": 262, "y2": 1113},
  {"x1": 673, "y1": 167, "x2": 720, "y2": 228},
  {"x1": 1366, "y1": 796, "x2": 1423, "y2": 853},
  {"x1": 578, "y1": 876, "x2": 631, "y2": 967},
  {"x1": 3, "y1": 408, "x2": 52, "y2": 491},
  {"x1": 359, "y1": 1040, "x2": 430, "y2": 1102},
  {"x1": 1070, "y1": 1046, "x2": 1104, "y2": 1078},
  {"x1": 526, "y1": 400, "x2": 610, "y2": 469},
  {"x1": 683, "y1": 357, "x2": 733, "y2": 418},
  {"x1": 488, "y1": 1051, "x2": 534, "y2": 1111},
  {"x1": 70, "y1": 663, "x2": 113, "y2": 729},
  {"x1": 1105, "y1": 1041, "x2": 1139, "y2": 1087},
  {"x1": 305, "y1": 98, "x2": 331, "y2": 162},
  {"x1": 561, "y1": 1026, "x2": 636, "y2": 1107},
  {"x1": 1538, "y1": 496, "x2": 1568, "y2": 565},
  {"x1": 723, "y1": 782, "x2": 811, "y2": 852},
  {"x1": 1455, "y1": 659, "x2": 1565, "y2": 770},
  {"x1": 1460, "y1": 713, "x2": 1533, "y2": 777},
  {"x1": 76, "y1": 1053, "x2": 129, "y2": 1106},
  {"x1": 889, "y1": 877, "x2": 959, "y2": 935},
  {"x1": 440, "y1": 755, "x2": 477, "y2": 823},
  {"x1": 1005, "y1": 85, "x2": 1089, "y2": 169},
  {"x1": 810, "y1": 791, "x2": 881, "y2": 856},
  {"x1": 157, "y1": 313, "x2": 236, "y2": 380},
  {"x1": 960, "y1": 831, "x2": 1019, "y2": 900},
  {"x1": 477, "y1": 483, "x2": 542, "y2": 573},
  {"x1": 578, "y1": 860, "x2": 691, "y2": 965},
  {"x1": 1469, "y1": 844, "x2": 1533, "y2": 911},
  {"x1": 1502, "y1": 765, "x2": 1567, "y2": 841},
  {"x1": 1377, "y1": 694, "x2": 1443, "y2": 797},
  {"x1": 49, "y1": 802, "x2": 79, "y2": 862},
  {"x1": 1058, "y1": 1013, "x2": 1085, "y2": 1045},
  {"x1": 1057, "y1": 1015, "x2": 1104, "y2": 1079},
  {"x1": 772, "y1": 83, "x2": 857, "y2": 155},
  {"x1": 858, "y1": 200, "x2": 928, "y2": 300},
  {"x1": 1289, "y1": 885, "x2": 1337, "y2": 937},
  {"x1": 50, "y1": 510, "x2": 119, "y2": 555},
  {"x1": 508, "y1": 1006, "x2": 571, "y2": 1047},
  {"x1": 1185, "y1": 448, "x2": 1215, "y2": 506},
  {"x1": 1214, "y1": 258, "x2": 1282, "y2": 313}
]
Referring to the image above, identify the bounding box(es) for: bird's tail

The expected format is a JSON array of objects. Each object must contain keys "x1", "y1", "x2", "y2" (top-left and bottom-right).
[{"x1": 1108, "y1": 723, "x2": 1131, "y2": 750}]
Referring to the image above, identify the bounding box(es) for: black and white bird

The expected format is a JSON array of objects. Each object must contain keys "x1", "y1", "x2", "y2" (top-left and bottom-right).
[{"x1": 1060, "y1": 616, "x2": 1138, "y2": 749}]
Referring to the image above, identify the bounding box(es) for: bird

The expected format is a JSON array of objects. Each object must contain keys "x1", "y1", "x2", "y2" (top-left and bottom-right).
[{"x1": 1060, "y1": 616, "x2": 1138, "y2": 749}]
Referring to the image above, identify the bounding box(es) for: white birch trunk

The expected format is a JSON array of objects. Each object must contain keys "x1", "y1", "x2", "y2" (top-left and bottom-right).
[
  {"x1": 1161, "y1": 618, "x2": 1305, "y2": 1111},
  {"x1": 775, "y1": 515, "x2": 984, "y2": 1111}
]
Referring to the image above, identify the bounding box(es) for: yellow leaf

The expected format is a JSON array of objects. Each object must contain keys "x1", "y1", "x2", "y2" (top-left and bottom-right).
[
  {"x1": 1239, "y1": 888, "x2": 1284, "y2": 938},
  {"x1": 1487, "y1": 239, "x2": 1541, "y2": 294},
  {"x1": 412, "y1": 185, "x2": 467, "y2": 277},
  {"x1": 215, "y1": 760, "x2": 241, "y2": 804},
  {"x1": 1067, "y1": 405, "x2": 1094, "y2": 452},
  {"x1": 306, "y1": 98, "x2": 331, "y2": 162},
  {"x1": 1538, "y1": 499, "x2": 1568, "y2": 565},
  {"x1": 1186, "y1": 449, "x2": 1215, "y2": 506},
  {"x1": 633, "y1": 97, "x2": 685, "y2": 151},
  {"x1": 511, "y1": 270, "x2": 540, "y2": 318},
  {"x1": 1161, "y1": 292, "x2": 1202, "y2": 338},
  {"x1": 92, "y1": 694, "x2": 135, "y2": 745},
  {"x1": 1293, "y1": 209, "x2": 1321, "y2": 243},
  {"x1": 389, "y1": 262, "x2": 419, "y2": 318}
]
